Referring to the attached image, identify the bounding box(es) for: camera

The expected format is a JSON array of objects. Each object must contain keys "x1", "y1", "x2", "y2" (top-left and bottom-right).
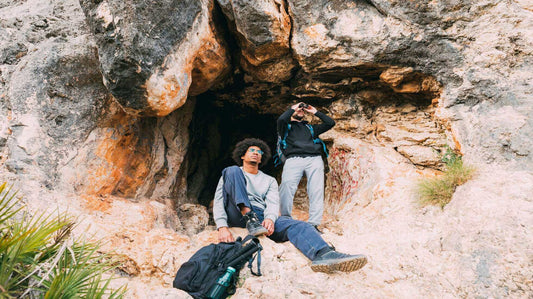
[{"x1": 298, "y1": 103, "x2": 309, "y2": 109}]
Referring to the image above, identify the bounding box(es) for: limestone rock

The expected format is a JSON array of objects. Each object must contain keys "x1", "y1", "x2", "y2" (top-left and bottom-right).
[
  {"x1": 217, "y1": 0, "x2": 296, "y2": 82},
  {"x1": 396, "y1": 145, "x2": 441, "y2": 168},
  {"x1": 150, "y1": 200, "x2": 182, "y2": 231},
  {"x1": 59, "y1": 98, "x2": 194, "y2": 199},
  {"x1": 79, "y1": 0, "x2": 230, "y2": 116},
  {"x1": 380, "y1": 67, "x2": 442, "y2": 94},
  {"x1": 327, "y1": 95, "x2": 447, "y2": 168},
  {"x1": 288, "y1": 0, "x2": 429, "y2": 74},
  {"x1": 178, "y1": 203, "x2": 209, "y2": 235},
  {"x1": 2, "y1": 2, "x2": 109, "y2": 186}
]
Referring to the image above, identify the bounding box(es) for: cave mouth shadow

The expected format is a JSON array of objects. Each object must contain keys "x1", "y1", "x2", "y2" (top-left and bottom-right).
[
  {"x1": 182, "y1": 65, "x2": 443, "y2": 218},
  {"x1": 185, "y1": 92, "x2": 280, "y2": 209}
]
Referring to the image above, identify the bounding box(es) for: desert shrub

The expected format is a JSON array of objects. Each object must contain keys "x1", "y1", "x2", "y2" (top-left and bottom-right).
[
  {"x1": 0, "y1": 182, "x2": 126, "y2": 298},
  {"x1": 417, "y1": 148, "x2": 475, "y2": 208}
]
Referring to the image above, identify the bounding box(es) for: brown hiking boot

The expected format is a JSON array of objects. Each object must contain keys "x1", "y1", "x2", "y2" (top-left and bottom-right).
[{"x1": 311, "y1": 250, "x2": 367, "y2": 273}]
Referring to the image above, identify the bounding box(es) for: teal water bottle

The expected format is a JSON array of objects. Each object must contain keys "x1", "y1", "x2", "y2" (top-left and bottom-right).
[{"x1": 206, "y1": 266, "x2": 236, "y2": 299}]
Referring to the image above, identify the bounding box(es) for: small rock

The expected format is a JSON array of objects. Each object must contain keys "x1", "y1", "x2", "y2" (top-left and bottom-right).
[
  {"x1": 178, "y1": 203, "x2": 209, "y2": 235},
  {"x1": 396, "y1": 145, "x2": 441, "y2": 167},
  {"x1": 400, "y1": 104, "x2": 417, "y2": 114}
]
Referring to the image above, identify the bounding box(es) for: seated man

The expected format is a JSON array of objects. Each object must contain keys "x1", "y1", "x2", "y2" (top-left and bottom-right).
[{"x1": 213, "y1": 138, "x2": 367, "y2": 273}]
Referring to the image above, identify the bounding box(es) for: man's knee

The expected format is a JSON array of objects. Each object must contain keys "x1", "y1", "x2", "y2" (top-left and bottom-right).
[
  {"x1": 224, "y1": 165, "x2": 241, "y2": 175},
  {"x1": 280, "y1": 176, "x2": 302, "y2": 187}
]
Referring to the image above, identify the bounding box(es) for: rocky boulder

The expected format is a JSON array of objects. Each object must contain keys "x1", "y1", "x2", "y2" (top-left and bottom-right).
[
  {"x1": 79, "y1": 0, "x2": 230, "y2": 116},
  {"x1": 178, "y1": 203, "x2": 209, "y2": 235},
  {"x1": 217, "y1": 0, "x2": 296, "y2": 82},
  {"x1": 0, "y1": 0, "x2": 109, "y2": 187}
]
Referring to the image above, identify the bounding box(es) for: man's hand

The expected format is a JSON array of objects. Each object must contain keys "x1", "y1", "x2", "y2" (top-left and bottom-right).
[
  {"x1": 262, "y1": 219, "x2": 275, "y2": 236},
  {"x1": 304, "y1": 104, "x2": 318, "y2": 114},
  {"x1": 218, "y1": 227, "x2": 235, "y2": 243}
]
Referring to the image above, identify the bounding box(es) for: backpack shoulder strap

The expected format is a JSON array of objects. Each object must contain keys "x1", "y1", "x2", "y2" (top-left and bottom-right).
[
  {"x1": 248, "y1": 247, "x2": 262, "y2": 276},
  {"x1": 305, "y1": 124, "x2": 315, "y2": 138},
  {"x1": 285, "y1": 123, "x2": 291, "y2": 137},
  {"x1": 280, "y1": 123, "x2": 291, "y2": 149},
  {"x1": 305, "y1": 124, "x2": 329, "y2": 158}
]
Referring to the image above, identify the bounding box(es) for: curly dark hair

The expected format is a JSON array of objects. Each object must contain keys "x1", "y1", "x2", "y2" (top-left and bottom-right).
[{"x1": 232, "y1": 138, "x2": 271, "y2": 167}]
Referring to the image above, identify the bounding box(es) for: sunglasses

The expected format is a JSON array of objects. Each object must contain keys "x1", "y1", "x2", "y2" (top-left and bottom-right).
[{"x1": 248, "y1": 148, "x2": 264, "y2": 155}]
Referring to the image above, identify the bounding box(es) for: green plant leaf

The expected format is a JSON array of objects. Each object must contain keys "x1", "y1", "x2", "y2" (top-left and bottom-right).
[
  {"x1": 417, "y1": 148, "x2": 475, "y2": 208},
  {"x1": 0, "y1": 183, "x2": 126, "y2": 298}
]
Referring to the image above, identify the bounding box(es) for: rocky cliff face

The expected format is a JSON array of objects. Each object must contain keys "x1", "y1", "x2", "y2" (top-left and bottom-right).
[{"x1": 0, "y1": 0, "x2": 531, "y2": 297}]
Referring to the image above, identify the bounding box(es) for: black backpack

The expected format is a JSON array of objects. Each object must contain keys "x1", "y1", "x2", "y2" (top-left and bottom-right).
[{"x1": 173, "y1": 235, "x2": 262, "y2": 299}]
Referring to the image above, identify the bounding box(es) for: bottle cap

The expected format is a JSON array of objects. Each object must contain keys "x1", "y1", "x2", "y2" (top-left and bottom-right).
[{"x1": 227, "y1": 267, "x2": 236, "y2": 274}]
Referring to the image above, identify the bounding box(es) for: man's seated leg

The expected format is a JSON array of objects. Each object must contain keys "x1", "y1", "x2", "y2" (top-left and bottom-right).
[
  {"x1": 222, "y1": 166, "x2": 267, "y2": 236},
  {"x1": 270, "y1": 216, "x2": 367, "y2": 273}
]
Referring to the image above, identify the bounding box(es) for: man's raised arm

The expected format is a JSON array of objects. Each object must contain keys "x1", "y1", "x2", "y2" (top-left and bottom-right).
[{"x1": 311, "y1": 110, "x2": 335, "y2": 136}]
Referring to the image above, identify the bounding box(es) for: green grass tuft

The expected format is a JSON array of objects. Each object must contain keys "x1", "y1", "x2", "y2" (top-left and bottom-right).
[{"x1": 417, "y1": 148, "x2": 475, "y2": 208}]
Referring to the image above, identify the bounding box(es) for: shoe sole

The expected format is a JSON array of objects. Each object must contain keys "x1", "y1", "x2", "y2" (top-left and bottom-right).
[
  {"x1": 249, "y1": 228, "x2": 268, "y2": 237},
  {"x1": 311, "y1": 255, "x2": 367, "y2": 273}
]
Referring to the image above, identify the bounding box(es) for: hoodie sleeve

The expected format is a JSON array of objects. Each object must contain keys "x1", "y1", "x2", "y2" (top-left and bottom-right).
[
  {"x1": 212, "y1": 176, "x2": 228, "y2": 229},
  {"x1": 277, "y1": 108, "x2": 294, "y2": 135},
  {"x1": 312, "y1": 111, "x2": 335, "y2": 136}
]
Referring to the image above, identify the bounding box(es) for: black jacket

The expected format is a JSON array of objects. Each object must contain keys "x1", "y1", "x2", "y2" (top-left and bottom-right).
[{"x1": 277, "y1": 108, "x2": 335, "y2": 158}]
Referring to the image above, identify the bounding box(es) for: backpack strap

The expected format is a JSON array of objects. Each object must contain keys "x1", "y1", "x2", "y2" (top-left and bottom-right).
[
  {"x1": 306, "y1": 123, "x2": 315, "y2": 138},
  {"x1": 280, "y1": 123, "x2": 291, "y2": 150},
  {"x1": 274, "y1": 124, "x2": 291, "y2": 167},
  {"x1": 241, "y1": 234, "x2": 255, "y2": 244},
  {"x1": 225, "y1": 236, "x2": 261, "y2": 270},
  {"x1": 305, "y1": 124, "x2": 329, "y2": 158},
  {"x1": 248, "y1": 246, "x2": 262, "y2": 276}
]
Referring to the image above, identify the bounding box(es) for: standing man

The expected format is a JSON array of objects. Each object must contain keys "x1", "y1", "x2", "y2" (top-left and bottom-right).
[
  {"x1": 277, "y1": 103, "x2": 335, "y2": 231},
  {"x1": 213, "y1": 138, "x2": 367, "y2": 273}
]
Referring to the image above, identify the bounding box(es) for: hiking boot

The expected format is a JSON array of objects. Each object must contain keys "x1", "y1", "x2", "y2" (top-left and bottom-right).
[
  {"x1": 243, "y1": 211, "x2": 268, "y2": 237},
  {"x1": 311, "y1": 249, "x2": 367, "y2": 273}
]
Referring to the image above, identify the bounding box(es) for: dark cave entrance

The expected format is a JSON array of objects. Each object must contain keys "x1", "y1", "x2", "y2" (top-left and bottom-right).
[
  {"x1": 185, "y1": 92, "x2": 279, "y2": 208},
  {"x1": 179, "y1": 63, "x2": 445, "y2": 215}
]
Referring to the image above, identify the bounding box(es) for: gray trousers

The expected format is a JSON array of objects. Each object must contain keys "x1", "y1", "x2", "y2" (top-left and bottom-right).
[{"x1": 279, "y1": 156, "x2": 324, "y2": 225}]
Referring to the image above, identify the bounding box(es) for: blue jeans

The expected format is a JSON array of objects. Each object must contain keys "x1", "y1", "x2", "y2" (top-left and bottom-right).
[{"x1": 221, "y1": 166, "x2": 329, "y2": 260}]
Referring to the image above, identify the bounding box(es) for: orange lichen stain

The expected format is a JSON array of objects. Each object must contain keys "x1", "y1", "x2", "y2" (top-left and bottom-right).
[
  {"x1": 373, "y1": 188, "x2": 387, "y2": 200},
  {"x1": 82, "y1": 112, "x2": 151, "y2": 198},
  {"x1": 164, "y1": 82, "x2": 181, "y2": 99},
  {"x1": 80, "y1": 194, "x2": 113, "y2": 212},
  {"x1": 303, "y1": 25, "x2": 322, "y2": 39},
  {"x1": 190, "y1": 37, "x2": 230, "y2": 95},
  {"x1": 393, "y1": 81, "x2": 421, "y2": 93},
  {"x1": 450, "y1": 128, "x2": 463, "y2": 154},
  {"x1": 416, "y1": 168, "x2": 442, "y2": 177}
]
